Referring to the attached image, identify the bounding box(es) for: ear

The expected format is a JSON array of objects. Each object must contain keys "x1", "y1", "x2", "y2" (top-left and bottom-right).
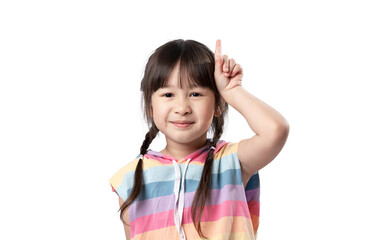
[
  {"x1": 214, "y1": 100, "x2": 225, "y2": 117},
  {"x1": 214, "y1": 107, "x2": 221, "y2": 117},
  {"x1": 214, "y1": 98, "x2": 225, "y2": 117}
]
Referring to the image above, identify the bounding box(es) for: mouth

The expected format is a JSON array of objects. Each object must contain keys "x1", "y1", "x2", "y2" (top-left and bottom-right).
[{"x1": 170, "y1": 121, "x2": 195, "y2": 128}]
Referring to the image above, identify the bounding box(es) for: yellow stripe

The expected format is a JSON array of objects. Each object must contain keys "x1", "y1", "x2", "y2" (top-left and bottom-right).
[
  {"x1": 213, "y1": 142, "x2": 239, "y2": 161},
  {"x1": 190, "y1": 232, "x2": 256, "y2": 240}
]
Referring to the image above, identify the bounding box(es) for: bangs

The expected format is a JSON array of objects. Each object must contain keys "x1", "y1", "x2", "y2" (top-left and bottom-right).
[
  {"x1": 147, "y1": 39, "x2": 216, "y2": 92},
  {"x1": 177, "y1": 41, "x2": 216, "y2": 89},
  {"x1": 177, "y1": 52, "x2": 215, "y2": 90}
]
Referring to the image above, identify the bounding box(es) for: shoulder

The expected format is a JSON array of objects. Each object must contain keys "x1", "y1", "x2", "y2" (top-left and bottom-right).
[
  {"x1": 214, "y1": 140, "x2": 240, "y2": 159},
  {"x1": 109, "y1": 157, "x2": 141, "y2": 201},
  {"x1": 212, "y1": 140, "x2": 242, "y2": 172},
  {"x1": 109, "y1": 154, "x2": 170, "y2": 201}
]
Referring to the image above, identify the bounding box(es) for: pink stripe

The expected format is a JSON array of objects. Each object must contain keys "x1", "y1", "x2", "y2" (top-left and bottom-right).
[
  {"x1": 144, "y1": 151, "x2": 209, "y2": 164},
  {"x1": 130, "y1": 209, "x2": 176, "y2": 238},
  {"x1": 187, "y1": 151, "x2": 209, "y2": 164},
  {"x1": 191, "y1": 141, "x2": 228, "y2": 164},
  {"x1": 143, "y1": 141, "x2": 229, "y2": 165},
  {"x1": 131, "y1": 200, "x2": 250, "y2": 235},
  {"x1": 144, "y1": 155, "x2": 173, "y2": 164},
  {"x1": 183, "y1": 200, "x2": 251, "y2": 223}
]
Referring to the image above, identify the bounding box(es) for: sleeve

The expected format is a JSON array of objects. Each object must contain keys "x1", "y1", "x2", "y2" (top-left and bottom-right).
[
  {"x1": 245, "y1": 173, "x2": 260, "y2": 199},
  {"x1": 109, "y1": 158, "x2": 140, "y2": 201},
  {"x1": 245, "y1": 173, "x2": 260, "y2": 232},
  {"x1": 213, "y1": 141, "x2": 239, "y2": 160},
  {"x1": 216, "y1": 140, "x2": 260, "y2": 199},
  {"x1": 218, "y1": 141, "x2": 260, "y2": 193},
  {"x1": 213, "y1": 141, "x2": 243, "y2": 186},
  {"x1": 216, "y1": 141, "x2": 260, "y2": 232}
]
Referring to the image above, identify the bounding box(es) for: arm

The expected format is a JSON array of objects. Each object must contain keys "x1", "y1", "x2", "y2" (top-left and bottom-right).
[
  {"x1": 118, "y1": 196, "x2": 131, "y2": 240},
  {"x1": 214, "y1": 40, "x2": 290, "y2": 186}
]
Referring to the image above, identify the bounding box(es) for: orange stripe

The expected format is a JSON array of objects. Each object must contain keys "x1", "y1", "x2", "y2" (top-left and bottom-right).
[{"x1": 250, "y1": 213, "x2": 260, "y2": 232}]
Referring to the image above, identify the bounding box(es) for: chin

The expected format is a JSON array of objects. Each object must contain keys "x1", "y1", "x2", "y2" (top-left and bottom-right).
[{"x1": 169, "y1": 134, "x2": 205, "y2": 145}]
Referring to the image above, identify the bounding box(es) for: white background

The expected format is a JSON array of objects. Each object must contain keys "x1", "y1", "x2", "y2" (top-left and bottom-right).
[{"x1": 1, "y1": 0, "x2": 383, "y2": 239}]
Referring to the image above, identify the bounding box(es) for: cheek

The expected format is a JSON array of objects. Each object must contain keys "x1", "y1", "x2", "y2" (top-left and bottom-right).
[
  {"x1": 151, "y1": 102, "x2": 167, "y2": 122},
  {"x1": 200, "y1": 103, "x2": 216, "y2": 122}
]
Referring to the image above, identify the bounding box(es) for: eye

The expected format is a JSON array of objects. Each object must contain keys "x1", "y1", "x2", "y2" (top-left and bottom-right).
[
  {"x1": 163, "y1": 93, "x2": 174, "y2": 98},
  {"x1": 190, "y1": 92, "x2": 202, "y2": 97}
]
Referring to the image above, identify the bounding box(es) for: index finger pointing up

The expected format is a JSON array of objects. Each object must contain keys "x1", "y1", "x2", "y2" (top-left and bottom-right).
[{"x1": 215, "y1": 39, "x2": 222, "y2": 66}]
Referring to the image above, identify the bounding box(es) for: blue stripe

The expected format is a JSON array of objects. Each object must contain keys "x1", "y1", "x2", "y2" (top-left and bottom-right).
[
  {"x1": 116, "y1": 151, "x2": 241, "y2": 190},
  {"x1": 245, "y1": 172, "x2": 260, "y2": 190},
  {"x1": 117, "y1": 168, "x2": 244, "y2": 202}
]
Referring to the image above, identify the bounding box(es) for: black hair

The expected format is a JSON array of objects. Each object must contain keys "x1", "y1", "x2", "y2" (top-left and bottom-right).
[{"x1": 119, "y1": 39, "x2": 228, "y2": 238}]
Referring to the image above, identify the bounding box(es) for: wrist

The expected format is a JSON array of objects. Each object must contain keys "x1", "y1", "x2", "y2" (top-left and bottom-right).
[{"x1": 219, "y1": 86, "x2": 244, "y2": 104}]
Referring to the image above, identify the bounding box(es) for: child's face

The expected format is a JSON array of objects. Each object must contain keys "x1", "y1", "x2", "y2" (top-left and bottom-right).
[{"x1": 151, "y1": 63, "x2": 217, "y2": 148}]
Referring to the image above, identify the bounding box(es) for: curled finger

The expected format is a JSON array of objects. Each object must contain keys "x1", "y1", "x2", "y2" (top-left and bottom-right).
[
  {"x1": 222, "y1": 55, "x2": 229, "y2": 72},
  {"x1": 230, "y1": 63, "x2": 242, "y2": 77},
  {"x1": 225, "y1": 58, "x2": 236, "y2": 77},
  {"x1": 226, "y1": 73, "x2": 243, "y2": 90}
]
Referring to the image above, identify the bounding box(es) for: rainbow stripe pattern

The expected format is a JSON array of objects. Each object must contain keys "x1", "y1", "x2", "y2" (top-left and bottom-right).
[{"x1": 110, "y1": 141, "x2": 260, "y2": 239}]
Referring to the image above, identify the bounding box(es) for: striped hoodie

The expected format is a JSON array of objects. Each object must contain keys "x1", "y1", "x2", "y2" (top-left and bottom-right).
[{"x1": 110, "y1": 140, "x2": 260, "y2": 240}]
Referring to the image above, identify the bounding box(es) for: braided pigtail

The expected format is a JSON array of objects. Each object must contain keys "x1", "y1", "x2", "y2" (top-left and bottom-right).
[
  {"x1": 191, "y1": 116, "x2": 224, "y2": 238},
  {"x1": 119, "y1": 125, "x2": 159, "y2": 224}
]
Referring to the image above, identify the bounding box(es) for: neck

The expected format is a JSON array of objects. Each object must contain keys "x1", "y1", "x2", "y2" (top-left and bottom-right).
[{"x1": 161, "y1": 135, "x2": 209, "y2": 160}]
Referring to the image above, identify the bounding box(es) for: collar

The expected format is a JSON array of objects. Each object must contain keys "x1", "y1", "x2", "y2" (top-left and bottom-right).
[{"x1": 145, "y1": 140, "x2": 227, "y2": 163}]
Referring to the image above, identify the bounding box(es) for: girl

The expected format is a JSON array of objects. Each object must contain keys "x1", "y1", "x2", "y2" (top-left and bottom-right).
[{"x1": 110, "y1": 39, "x2": 289, "y2": 240}]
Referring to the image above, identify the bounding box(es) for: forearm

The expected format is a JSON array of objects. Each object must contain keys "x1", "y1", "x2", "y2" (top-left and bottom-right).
[
  {"x1": 214, "y1": 40, "x2": 289, "y2": 174},
  {"x1": 221, "y1": 86, "x2": 289, "y2": 137}
]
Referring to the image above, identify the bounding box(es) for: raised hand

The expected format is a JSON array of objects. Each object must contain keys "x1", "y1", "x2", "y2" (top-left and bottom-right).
[{"x1": 214, "y1": 40, "x2": 243, "y2": 93}]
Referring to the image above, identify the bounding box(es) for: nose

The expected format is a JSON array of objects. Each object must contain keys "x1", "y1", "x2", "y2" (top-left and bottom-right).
[{"x1": 174, "y1": 97, "x2": 192, "y2": 116}]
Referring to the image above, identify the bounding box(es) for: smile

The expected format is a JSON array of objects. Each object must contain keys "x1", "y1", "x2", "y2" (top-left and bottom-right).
[{"x1": 170, "y1": 121, "x2": 194, "y2": 128}]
